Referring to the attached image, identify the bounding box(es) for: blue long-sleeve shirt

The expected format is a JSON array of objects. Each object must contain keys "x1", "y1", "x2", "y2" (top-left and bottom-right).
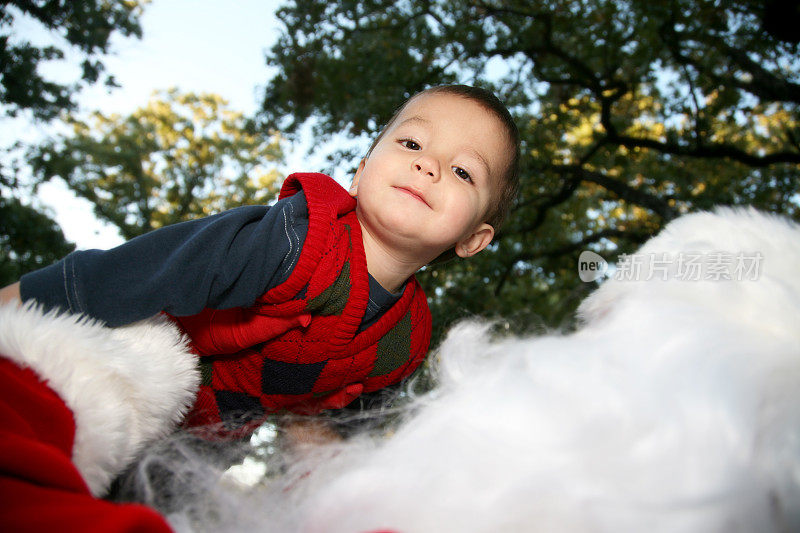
[{"x1": 20, "y1": 191, "x2": 400, "y2": 329}]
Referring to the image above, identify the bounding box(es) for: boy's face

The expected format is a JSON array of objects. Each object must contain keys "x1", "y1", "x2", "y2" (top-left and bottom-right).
[{"x1": 350, "y1": 92, "x2": 510, "y2": 263}]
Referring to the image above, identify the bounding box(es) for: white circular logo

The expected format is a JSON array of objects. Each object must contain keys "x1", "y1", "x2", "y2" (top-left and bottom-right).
[{"x1": 578, "y1": 250, "x2": 608, "y2": 282}]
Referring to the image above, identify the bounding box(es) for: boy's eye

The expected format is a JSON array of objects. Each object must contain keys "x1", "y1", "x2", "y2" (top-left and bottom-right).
[
  {"x1": 400, "y1": 139, "x2": 421, "y2": 150},
  {"x1": 453, "y1": 166, "x2": 473, "y2": 183}
]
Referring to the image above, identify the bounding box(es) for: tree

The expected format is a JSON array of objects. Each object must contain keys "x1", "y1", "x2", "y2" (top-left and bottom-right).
[
  {"x1": 0, "y1": 174, "x2": 74, "y2": 285},
  {"x1": 30, "y1": 89, "x2": 283, "y2": 240},
  {"x1": 0, "y1": 0, "x2": 148, "y2": 120},
  {"x1": 1, "y1": 0, "x2": 149, "y2": 281},
  {"x1": 258, "y1": 0, "x2": 800, "y2": 338}
]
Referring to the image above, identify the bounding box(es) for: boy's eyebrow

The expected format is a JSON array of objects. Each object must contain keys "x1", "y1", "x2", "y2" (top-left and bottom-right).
[
  {"x1": 468, "y1": 148, "x2": 491, "y2": 178},
  {"x1": 397, "y1": 115, "x2": 431, "y2": 128}
]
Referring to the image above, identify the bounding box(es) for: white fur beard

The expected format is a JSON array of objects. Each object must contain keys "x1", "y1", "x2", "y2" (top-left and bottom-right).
[{"x1": 143, "y1": 207, "x2": 800, "y2": 533}]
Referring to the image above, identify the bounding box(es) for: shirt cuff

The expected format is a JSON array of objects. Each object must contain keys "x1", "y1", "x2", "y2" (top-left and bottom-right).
[{"x1": 20, "y1": 255, "x2": 77, "y2": 315}]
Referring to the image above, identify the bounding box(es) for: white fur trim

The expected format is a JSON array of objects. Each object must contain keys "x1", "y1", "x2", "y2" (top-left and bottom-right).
[
  {"x1": 264, "y1": 208, "x2": 800, "y2": 532},
  {"x1": 579, "y1": 207, "x2": 800, "y2": 336},
  {"x1": 0, "y1": 303, "x2": 199, "y2": 496}
]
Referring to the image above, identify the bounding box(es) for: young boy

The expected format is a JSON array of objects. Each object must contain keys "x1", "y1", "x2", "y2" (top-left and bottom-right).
[
  {"x1": 0, "y1": 85, "x2": 520, "y2": 439},
  {"x1": 0, "y1": 85, "x2": 519, "y2": 528}
]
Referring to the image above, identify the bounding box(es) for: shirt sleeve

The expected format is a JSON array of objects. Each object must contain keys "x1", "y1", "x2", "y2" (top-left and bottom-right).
[{"x1": 20, "y1": 193, "x2": 309, "y2": 327}]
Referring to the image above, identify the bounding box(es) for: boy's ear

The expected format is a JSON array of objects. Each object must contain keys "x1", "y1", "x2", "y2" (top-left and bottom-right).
[
  {"x1": 349, "y1": 159, "x2": 366, "y2": 197},
  {"x1": 455, "y1": 223, "x2": 495, "y2": 258}
]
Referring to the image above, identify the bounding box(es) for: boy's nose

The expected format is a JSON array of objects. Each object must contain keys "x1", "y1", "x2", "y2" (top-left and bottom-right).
[{"x1": 412, "y1": 156, "x2": 440, "y2": 182}]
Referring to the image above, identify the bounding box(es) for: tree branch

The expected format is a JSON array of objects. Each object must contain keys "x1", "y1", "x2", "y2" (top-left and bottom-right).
[
  {"x1": 598, "y1": 95, "x2": 800, "y2": 167},
  {"x1": 608, "y1": 130, "x2": 800, "y2": 167},
  {"x1": 493, "y1": 227, "x2": 651, "y2": 296},
  {"x1": 711, "y1": 39, "x2": 800, "y2": 104},
  {"x1": 507, "y1": 175, "x2": 580, "y2": 236},
  {"x1": 563, "y1": 165, "x2": 679, "y2": 221}
]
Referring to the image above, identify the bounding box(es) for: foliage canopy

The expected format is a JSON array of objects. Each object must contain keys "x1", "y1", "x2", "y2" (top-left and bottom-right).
[
  {"x1": 0, "y1": 187, "x2": 74, "y2": 285},
  {"x1": 259, "y1": 0, "x2": 800, "y2": 338},
  {"x1": 30, "y1": 89, "x2": 283, "y2": 240},
  {"x1": 1, "y1": 0, "x2": 149, "y2": 282},
  {"x1": 0, "y1": 0, "x2": 148, "y2": 120}
]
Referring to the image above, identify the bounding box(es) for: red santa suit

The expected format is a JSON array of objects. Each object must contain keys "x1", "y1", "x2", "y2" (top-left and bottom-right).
[{"x1": 0, "y1": 303, "x2": 199, "y2": 532}]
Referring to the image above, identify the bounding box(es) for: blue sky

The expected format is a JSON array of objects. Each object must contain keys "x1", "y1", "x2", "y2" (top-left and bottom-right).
[
  {"x1": 17, "y1": 0, "x2": 297, "y2": 248},
  {"x1": 78, "y1": 0, "x2": 282, "y2": 116}
]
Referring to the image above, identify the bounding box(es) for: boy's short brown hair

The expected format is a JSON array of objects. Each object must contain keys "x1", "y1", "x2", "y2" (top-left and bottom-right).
[{"x1": 367, "y1": 84, "x2": 520, "y2": 231}]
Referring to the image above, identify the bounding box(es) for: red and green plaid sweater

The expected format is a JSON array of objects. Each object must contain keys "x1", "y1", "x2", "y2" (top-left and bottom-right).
[{"x1": 172, "y1": 173, "x2": 432, "y2": 437}]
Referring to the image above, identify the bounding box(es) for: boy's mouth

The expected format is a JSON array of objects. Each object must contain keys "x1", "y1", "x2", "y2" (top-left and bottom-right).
[{"x1": 393, "y1": 186, "x2": 431, "y2": 208}]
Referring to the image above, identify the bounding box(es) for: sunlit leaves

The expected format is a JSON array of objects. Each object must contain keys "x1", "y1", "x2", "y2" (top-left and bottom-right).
[{"x1": 29, "y1": 89, "x2": 283, "y2": 240}]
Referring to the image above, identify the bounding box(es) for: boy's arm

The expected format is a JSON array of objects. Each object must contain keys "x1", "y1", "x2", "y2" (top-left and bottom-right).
[
  {"x1": 19, "y1": 194, "x2": 309, "y2": 327},
  {"x1": 0, "y1": 282, "x2": 20, "y2": 305},
  {"x1": 279, "y1": 417, "x2": 343, "y2": 452}
]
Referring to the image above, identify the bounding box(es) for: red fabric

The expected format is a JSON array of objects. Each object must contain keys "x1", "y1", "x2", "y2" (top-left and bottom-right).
[
  {"x1": 0, "y1": 357, "x2": 173, "y2": 533},
  {"x1": 177, "y1": 307, "x2": 312, "y2": 355},
  {"x1": 174, "y1": 173, "x2": 432, "y2": 436}
]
